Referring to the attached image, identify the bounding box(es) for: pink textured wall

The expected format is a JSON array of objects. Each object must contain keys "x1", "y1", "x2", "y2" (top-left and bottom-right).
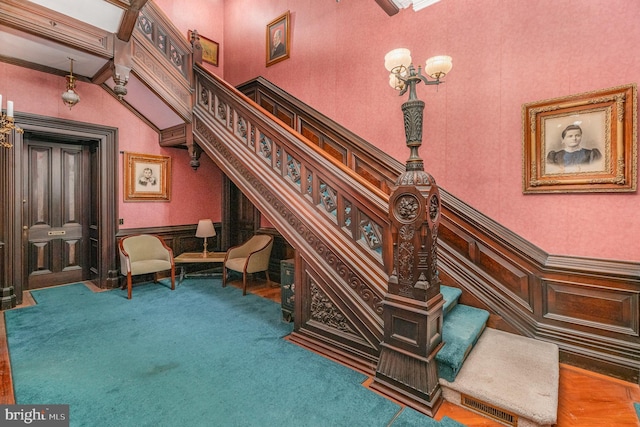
[
  {"x1": 222, "y1": 0, "x2": 640, "y2": 262},
  {"x1": 0, "y1": 62, "x2": 222, "y2": 228},
  {"x1": 155, "y1": 0, "x2": 224, "y2": 77}
]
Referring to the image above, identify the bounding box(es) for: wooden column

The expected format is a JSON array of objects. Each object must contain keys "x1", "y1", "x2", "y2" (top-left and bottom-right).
[{"x1": 0, "y1": 130, "x2": 16, "y2": 310}]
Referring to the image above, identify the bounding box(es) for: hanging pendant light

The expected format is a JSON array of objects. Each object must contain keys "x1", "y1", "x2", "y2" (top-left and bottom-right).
[{"x1": 61, "y1": 58, "x2": 80, "y2": 109}]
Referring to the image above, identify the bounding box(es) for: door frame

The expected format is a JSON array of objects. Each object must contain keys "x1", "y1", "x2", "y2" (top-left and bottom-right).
[{"x1": 7, "y1": 113, "x2": 119, "y2": 304}]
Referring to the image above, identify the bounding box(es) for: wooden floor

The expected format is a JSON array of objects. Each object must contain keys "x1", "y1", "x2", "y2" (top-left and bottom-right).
[{"x1": 1, "y1": 279, "x2": 639, "y2": 426}]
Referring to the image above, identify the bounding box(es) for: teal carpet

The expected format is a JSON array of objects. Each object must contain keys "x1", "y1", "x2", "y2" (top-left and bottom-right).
[
  {"x1": 5, "y1": 280, "x2": 466, "y2": 427},
  {"x1": 436, "y1": 304, "x2": 489, "y2": 383}
]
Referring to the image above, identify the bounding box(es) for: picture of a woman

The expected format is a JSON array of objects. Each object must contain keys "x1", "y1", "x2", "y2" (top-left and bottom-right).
[{"x1": 546, "y1": 124, "x2": 602, "y2": 166}]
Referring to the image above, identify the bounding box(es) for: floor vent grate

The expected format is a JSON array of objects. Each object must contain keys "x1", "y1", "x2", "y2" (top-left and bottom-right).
[{"x1": 461, "y1": 393, "x2": 518, "y2": 426}]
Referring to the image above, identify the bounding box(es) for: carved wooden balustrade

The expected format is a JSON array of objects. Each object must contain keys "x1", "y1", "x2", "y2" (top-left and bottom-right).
[
  {"x1": 192, "y1": 65, "x2": 392, "y2": 371},
  {"x1": 131, "y1": 1, "x2": 193, "y2": 125}
]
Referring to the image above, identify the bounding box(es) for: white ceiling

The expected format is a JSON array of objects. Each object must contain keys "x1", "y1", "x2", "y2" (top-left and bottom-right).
[
  {"x1": 28, "y1": 0, "x2": 125, "y2": 32},
  {"x1": 0, "y1": 0, "x2": 184, "y2": 130},
  {"x1": 0, "y1": 23, "x2": 109, "y2": 76},
  {"x1": 0, "y1": 0, "x2": 122, "y2": 76}
]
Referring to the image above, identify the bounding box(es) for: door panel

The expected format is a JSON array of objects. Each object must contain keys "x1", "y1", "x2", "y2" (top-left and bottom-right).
[
  {"x1": 24, "y1": 141, "x2": 89, "y2": 289},
  {"x1": 229, "y1": 181, "x2": 259, "y2": 247}
]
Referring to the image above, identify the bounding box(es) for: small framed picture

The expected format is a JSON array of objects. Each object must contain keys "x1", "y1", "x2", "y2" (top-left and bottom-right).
[
  {"x1": 123, "y1": 152, "x2": 171, "y2": 202},
  {"x1": 522, "y1": 84, "x2": 637, "y2": 193},
  {"x1": 266, "y1": 11, "x2": 290, "y2": 67},
  {"x1": 189, "y1": 30, "x2": 219, "y2": 66}
]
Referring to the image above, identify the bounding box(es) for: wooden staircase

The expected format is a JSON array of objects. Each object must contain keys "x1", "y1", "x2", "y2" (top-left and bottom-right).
[
  {"x1": 234, "y1": 76, "x2": 640, "y2": 387},
  {"x1": 189, "y1": 66, "x2": 564, "y2": 422},
  {"x1": 188, "y1": 66, "x2": 640, "y2": 398}
]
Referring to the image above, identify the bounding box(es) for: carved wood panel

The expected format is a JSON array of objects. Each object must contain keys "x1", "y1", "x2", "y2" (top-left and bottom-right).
[
  {"x1": 544, "y1": 280, "x2": 639, "y2": 335},
  {"x1": 476, "y1": 243, "x2": 532, "y2": 309},
  {"x1": 294, "y1": 257, "x2": 382, "y2": 363}
]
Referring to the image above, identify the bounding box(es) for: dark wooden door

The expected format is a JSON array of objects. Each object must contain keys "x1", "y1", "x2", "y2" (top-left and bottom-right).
[
  {"x1": 23, "y1": 141, "x2": 90, "y2": 289},
  {"x1": 226, "y1": 178, "x2": 259, "y2": 248}
]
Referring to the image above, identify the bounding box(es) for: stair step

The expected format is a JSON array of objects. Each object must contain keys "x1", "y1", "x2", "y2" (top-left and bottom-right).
[
  {"x1": 440, "y1": 285, "x2": 462, "y2": 317},
  {"x1": 440, "y1": 328, "x2": 559, "y2": 427},
  {"x1": 436, "y1": 304, "x2": 489, "y2": 382}
]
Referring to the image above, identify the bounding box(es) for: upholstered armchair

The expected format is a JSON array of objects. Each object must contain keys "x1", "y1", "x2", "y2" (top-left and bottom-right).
[
  {"x1": 119, "y1": 234, "x2": 175, "y2": 299},
  {"x1": 223, "y1": 234, "x2": 274, "y2": 295}
]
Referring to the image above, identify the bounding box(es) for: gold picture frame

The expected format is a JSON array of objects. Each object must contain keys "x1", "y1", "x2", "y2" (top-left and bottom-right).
[
  {"x1": 522, "y1": 84, "x2": 637, "y2": 193},
  {"x1": 123, "y1": 152, "x2": 171, "y2": 202},
  {"x1": 266, "y1": 11, "x2": 290, "y2": 67},
  {"x1": 189, "y1": 30, "x2": 219, "y2": 66}
]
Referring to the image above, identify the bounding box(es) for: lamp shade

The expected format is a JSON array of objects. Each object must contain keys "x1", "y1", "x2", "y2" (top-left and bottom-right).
[
  {"x1": 62, "y1": 89, "x2": 80, "y2": 108},
  {"x1": 425, "y1": 55, "x2": 453, "y2": 79},
  {"x1": 195, "y1": 219, "x2": 216, "y2": 238},
  {"x1": 388, "y1": 73, "x2": 404, "y2": 91},
  {"x1": 384, "y1": 48, "x2": 412, "y2": 72},
  {"x1": 62, "y1": 59, "x2": 80, "y2": 109}
]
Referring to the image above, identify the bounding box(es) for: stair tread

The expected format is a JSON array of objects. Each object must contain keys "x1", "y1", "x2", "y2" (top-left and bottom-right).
[
  {"x1": 438, "y1": 304, "x2": 489, "y2": 363},
  {"x1": 440, "y1": 285, "x2": 462, "y2": 316},
  {"x1": 440, "y1": 328, "x2": 559, "y2": 426},
  {"x1": 436, "y1": 304, "x2": 490, "y2": 382}
]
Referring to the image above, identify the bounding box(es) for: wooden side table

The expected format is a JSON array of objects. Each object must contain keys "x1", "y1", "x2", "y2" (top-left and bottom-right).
[{"x1": 174, "y1": 252, "x2": 227, "y2": 282}]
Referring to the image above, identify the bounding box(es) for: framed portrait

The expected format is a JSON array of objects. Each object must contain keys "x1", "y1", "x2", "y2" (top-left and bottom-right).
[
  {"x1": 188, "y1": 30, "x2": 219, "y2": 66},
  {"x1": 522, "y1": 84, "x2": 637, "y2": 193},
  {"x1": 266, "y1": 11, "x2": 290, "y2": 67},
  {"x1": 123, "y1": 152, "x2": 171, "y2": 202}
]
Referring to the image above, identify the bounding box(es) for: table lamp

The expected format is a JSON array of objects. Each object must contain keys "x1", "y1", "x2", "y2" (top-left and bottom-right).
[{"x1": 195, "y1": 219, "x2": 216, "y2": 257}]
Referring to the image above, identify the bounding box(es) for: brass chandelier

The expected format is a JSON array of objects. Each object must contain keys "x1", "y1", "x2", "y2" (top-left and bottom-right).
[{"x1": 61, "y1": 58, "x2": 80, "y2": 109}]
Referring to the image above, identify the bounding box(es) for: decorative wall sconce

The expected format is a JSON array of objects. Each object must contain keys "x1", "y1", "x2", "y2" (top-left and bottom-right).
[
  {"x1": 384, "y1": 48, "x2": 452, "y2": 170},
  {"x1": 61, "y1": 58, "x2": 80, "y2": 109},
  {"x1": 0, "y1": 94, "x2": 23, "y2": 149}
]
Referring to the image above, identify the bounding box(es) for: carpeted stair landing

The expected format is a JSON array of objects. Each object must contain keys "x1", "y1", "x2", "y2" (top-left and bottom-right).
[{"x1": 437, "y1": 285, "x2": 559, "y2": 427}]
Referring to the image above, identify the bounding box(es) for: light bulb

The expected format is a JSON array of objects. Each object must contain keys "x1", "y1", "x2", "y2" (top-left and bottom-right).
[{"x1": 384, "y1": 48, "x2": 412, "y2": 72}]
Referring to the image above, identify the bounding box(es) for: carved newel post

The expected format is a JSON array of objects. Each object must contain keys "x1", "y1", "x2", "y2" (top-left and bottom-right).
[{"x1": 371, "y1": 50, "x2": 452, "y2": 416}]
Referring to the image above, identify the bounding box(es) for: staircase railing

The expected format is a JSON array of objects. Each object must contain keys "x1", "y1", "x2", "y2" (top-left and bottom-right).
[{"x1": 192, "y1": 65, "x2": 392, "y2": 371}]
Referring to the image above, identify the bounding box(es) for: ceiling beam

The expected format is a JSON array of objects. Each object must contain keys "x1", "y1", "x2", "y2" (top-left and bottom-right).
[{"x1": 117, "y1": 0, "x2": 149, "y2": 42}]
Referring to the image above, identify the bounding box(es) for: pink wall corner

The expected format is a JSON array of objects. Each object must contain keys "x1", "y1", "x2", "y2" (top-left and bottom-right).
[
  {"x1": 222, "y1": 0, "x2": 640, "y2": 262},
  {"x1": 1, "y1": 62, "x2": 222, "y2": 230}
]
